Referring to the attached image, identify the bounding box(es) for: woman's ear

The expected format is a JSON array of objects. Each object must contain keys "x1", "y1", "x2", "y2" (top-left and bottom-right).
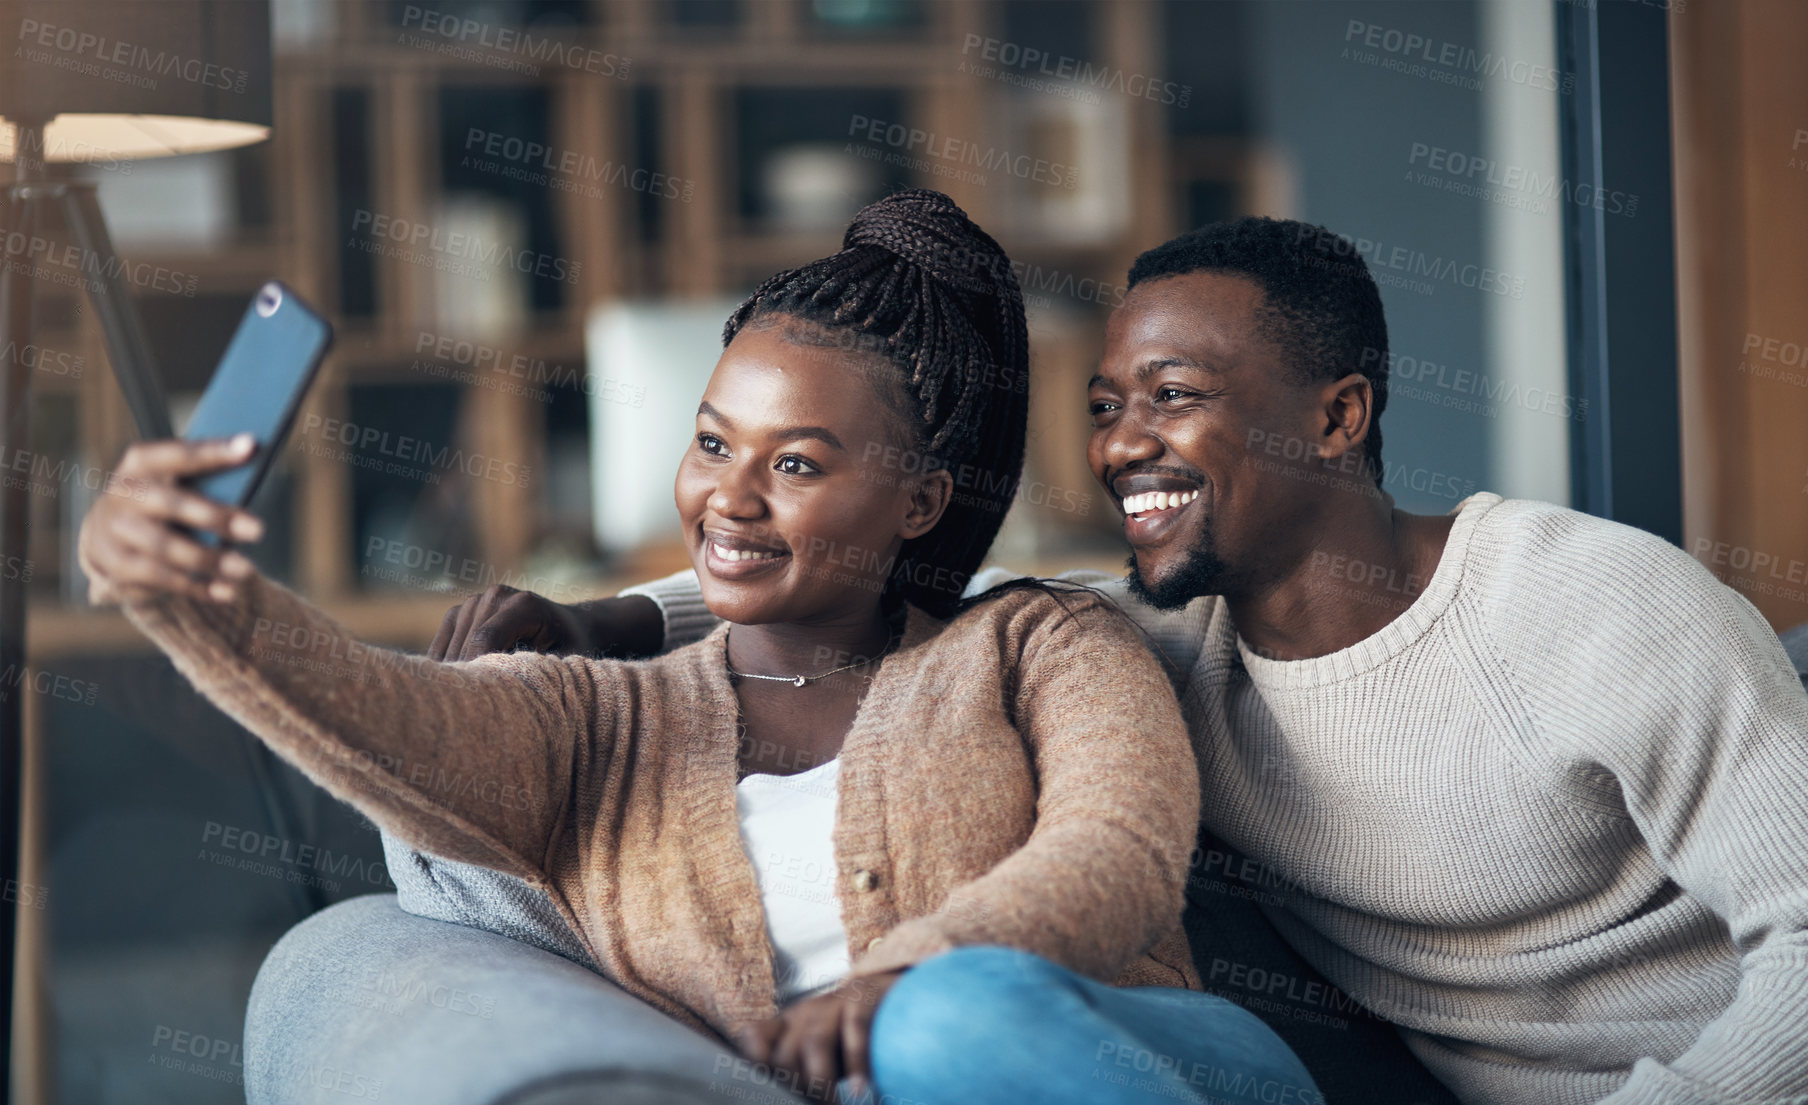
[{"x1": 900, "y1": 468, "x2": 954, "y2": 540}]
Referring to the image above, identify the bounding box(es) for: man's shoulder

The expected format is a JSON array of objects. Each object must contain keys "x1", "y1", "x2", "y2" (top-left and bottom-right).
[{"x1": 1460, "y1": 496, "x2": 1750, "y2": 654}]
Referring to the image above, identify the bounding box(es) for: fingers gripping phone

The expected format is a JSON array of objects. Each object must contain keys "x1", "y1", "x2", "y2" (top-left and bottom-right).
[{"x1": 181, "y1": 281, "x2": 333, "y2": 543}]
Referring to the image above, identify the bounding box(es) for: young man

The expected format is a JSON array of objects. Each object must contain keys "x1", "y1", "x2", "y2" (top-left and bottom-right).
[{"x1": 431, "y1": 218, "x2": 1808, "y2": 1105}]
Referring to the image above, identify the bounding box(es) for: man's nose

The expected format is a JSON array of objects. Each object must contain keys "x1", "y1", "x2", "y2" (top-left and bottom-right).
[{"x1": 1098, "y1": 410, "x2": 1165, "y2": 471}]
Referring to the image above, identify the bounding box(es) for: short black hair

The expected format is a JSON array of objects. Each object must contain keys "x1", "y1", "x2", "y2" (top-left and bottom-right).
[{"x1": 1127, "y1": 217, "x2": 1390, "y2": 486}]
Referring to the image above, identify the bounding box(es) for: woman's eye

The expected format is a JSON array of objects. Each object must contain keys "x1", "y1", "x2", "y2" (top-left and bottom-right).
[
  {"x1": 696, "y1": 433, "x2": 727, "y2": 456},
  {"x1": 775, "y1": 455, "x2": 821, "y2": 476}
]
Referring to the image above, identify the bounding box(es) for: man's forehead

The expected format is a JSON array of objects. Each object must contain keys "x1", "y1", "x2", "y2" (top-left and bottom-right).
[{"x1": 1105, "y1": 272, "x2": 1262, "y2": 359}]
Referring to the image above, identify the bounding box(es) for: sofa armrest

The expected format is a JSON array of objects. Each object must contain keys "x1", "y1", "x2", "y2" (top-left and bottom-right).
[{"x1": 244, "y1": 894, "x2": 800, "y2": 1105}]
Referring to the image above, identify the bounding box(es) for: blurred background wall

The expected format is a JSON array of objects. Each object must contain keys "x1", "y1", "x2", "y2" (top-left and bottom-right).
[{"x1": 3, "y1": 1, "x2": 1804, "y2": 1102}]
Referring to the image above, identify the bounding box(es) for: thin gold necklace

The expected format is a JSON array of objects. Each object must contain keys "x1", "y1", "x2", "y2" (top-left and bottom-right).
[{"x1": 724, "y1": 628, "x2": 893, "y2": 687}]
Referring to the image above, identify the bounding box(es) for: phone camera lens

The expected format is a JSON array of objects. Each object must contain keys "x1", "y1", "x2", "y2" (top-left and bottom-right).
[{"x1": 255, "y1": 285, "x2": 283, "y2": 318}]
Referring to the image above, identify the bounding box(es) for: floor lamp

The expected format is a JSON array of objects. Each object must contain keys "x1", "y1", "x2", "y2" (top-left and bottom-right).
[{"x1": 0, "y1": 2, "x2": 272, "y2": 1093}]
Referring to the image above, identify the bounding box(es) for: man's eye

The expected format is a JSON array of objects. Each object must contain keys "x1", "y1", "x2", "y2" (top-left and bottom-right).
[
  {"x1": 697, "y1": 433, "x2": 727, "y2": 455},
  {"x1": 776, "y1": 455, "x2": 821, "y2": 476},
  {"x1": 1156, "y1": 387, "x2": 1190, "y2": 402},
  {"x1": 1089, "y1": 400, "x2": 1119, "y2": 417}
]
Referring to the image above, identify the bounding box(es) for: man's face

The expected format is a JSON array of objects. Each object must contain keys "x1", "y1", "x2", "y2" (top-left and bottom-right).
[{"x1": 1086, "y1": 271, "x2": 1321, "y2": 609}]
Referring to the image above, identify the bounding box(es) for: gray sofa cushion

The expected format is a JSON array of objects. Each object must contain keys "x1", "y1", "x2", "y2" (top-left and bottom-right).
[
  {"x1": 245, "y1": 894, "x2": 800, "y2": 1105},
  {"x1": 380, "y1": 831, "x2": 596, "y2": 970}
]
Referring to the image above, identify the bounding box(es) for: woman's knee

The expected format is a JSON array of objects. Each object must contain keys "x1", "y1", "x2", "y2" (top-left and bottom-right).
[
  {"x1": 881, "y1": 945, "x2": 1068, "y2": 1022},
  {"x1": 870, "y1": 947, "x2": 1072, "y2": 1073}
]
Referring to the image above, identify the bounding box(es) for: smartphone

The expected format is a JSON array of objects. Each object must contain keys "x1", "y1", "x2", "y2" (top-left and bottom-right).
[{"x1": 182, "y1": 281, "x2": 333, "y2": 537}]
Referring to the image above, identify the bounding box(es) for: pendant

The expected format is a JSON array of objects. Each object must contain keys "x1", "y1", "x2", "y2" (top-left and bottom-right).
[{"x1": 793, "y1": 675, "x2": 808, "y2": 687}]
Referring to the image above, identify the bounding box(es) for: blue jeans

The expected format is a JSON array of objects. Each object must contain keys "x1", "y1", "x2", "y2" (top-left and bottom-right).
[{"x1": 864, "y1": 946, "x2": 1322, "y2": 1105}]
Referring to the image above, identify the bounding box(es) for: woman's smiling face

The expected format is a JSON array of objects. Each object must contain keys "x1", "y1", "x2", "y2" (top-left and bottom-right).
[{"x1": 675, "y1": 319, "x2": 952, "y2": 626}]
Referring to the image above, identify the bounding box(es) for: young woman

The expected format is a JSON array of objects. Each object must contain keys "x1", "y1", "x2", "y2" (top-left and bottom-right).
[{"x1": 78, "y1": 190, "x2": 1318, "y2": 1105}]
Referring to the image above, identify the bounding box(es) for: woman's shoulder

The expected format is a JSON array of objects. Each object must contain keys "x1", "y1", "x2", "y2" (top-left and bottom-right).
[{"x1": 917, "y1": 580, "x2": 1143, "y2": 657}]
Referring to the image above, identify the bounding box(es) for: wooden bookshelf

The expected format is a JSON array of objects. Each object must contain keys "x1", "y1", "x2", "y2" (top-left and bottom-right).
[{"x1": 23, "y1": 0, "x2": 1269, "y2": 644}]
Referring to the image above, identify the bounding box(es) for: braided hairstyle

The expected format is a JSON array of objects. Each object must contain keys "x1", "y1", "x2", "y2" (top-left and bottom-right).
[{"x1": 722, "y1": 189, "x2": 1029, "y2": 618}]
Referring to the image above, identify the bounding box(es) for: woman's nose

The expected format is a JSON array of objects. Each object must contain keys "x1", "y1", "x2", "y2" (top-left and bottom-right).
[{"x1": 707, "y1": 461, "x2": 767, "y2": 520}]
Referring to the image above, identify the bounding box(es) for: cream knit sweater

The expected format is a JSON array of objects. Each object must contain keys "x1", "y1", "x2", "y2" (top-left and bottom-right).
[
  {"x1": 631, "y1": 493, "x2": 1808, "y2": 1104},
  {"x1": 124, "y1": 580, "x2": 1202, "y2": 1040}
]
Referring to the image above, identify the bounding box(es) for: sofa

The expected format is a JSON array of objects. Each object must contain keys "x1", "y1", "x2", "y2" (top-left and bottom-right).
[{"x1": 242, "y1": 626, "x2": 1808, "y2": 1105}]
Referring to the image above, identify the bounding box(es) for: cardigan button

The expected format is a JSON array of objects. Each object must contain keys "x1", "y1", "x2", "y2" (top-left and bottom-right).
[{"x1": 851, "y1": 869, "x2": 879, "y2": 893}]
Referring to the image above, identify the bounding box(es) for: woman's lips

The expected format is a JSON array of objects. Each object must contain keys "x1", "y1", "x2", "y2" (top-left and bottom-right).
[
  {"x1": 1120, "y1": 488, "x2": 1200, "y2": 545},
  {"x1": 703, "y1": 537, "x2": 791, "y2": 580}
]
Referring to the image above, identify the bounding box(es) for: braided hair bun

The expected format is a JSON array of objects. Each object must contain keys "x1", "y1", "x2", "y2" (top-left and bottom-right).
[{"x1": 723, "y1": 189, "x2": 1029, "y2": 618}]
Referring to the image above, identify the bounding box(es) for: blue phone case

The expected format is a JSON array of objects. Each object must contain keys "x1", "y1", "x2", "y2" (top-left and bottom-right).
[{"x1": 182, "y1": 281, "x2": 333, "y2": 518}]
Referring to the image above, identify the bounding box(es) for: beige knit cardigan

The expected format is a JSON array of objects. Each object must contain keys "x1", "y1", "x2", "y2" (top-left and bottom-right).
[{"x1": 125, "y1": 575, "x2": 1202, "y2": 1039}]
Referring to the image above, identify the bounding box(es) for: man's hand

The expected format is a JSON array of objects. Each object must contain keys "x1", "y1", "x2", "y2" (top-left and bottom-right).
[
  {"x1": 734, "y1": 969, "x2": 905, "y2": 1102},
  {"x1": 428, "y1": 585, "x2": 663, "y2": 661}
]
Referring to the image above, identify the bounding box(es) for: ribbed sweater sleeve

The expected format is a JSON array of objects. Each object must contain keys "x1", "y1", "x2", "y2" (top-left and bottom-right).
[
  {"x1": 123, "y1": 573, "x2": 604, "y2": 888},
  {"x1": 619, "y1": 569, "x2": 720, "y2": 650},
  {"x1": 1479, "y1": 513, "x2": 1808, "y2": 1105},
  {"x1": 622, "y1": 565, "x2": 1216, "y2": 685},
  {"x1": 851, "y1": 593, "x2": 1199, "y2": 982}
]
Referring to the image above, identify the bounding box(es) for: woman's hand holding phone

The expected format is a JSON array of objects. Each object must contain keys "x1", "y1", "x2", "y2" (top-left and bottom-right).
[{"x1": 77, "y1": 435, "x2": 267, "y2": 607}]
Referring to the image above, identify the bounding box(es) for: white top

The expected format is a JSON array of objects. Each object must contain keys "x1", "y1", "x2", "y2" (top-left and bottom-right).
[
  {"x1": 636, "y1": 493, "x2": 1808, "y2": 1104},
  {"x1": 735, "y1": 758, "x2": 850, "y2": 1004}
]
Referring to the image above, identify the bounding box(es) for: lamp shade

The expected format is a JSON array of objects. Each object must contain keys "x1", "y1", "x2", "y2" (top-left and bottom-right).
[{"x1": 0, "y1": 0, "x2": 272, "y2": 161}]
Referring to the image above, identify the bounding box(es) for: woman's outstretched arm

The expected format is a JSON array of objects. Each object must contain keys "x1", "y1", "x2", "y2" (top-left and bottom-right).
[{"x1": 79, "y1": 437, "x2": 599, "y2": 887}]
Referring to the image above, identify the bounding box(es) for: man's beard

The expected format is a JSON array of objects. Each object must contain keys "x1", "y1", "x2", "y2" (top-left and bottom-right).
[{"x1": 1125, "y1": 526, "x2": 1228, "y2": 610}]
